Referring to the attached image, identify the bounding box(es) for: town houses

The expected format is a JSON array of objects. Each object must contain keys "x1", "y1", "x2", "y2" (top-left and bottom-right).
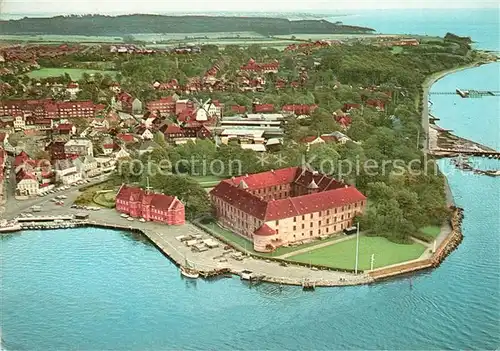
[
  {"x1": 240, "y1": 58, "x2": 280, "y2": 74},
  {"x1": 0, "y1": 99, "x2": 105, "y2": 121},
  {"x1": 210, "y1": 167, "x2": 367, "y2": 252},
  {"x1": 115, "y1": 185, "x2": 185, "y2": 225}
]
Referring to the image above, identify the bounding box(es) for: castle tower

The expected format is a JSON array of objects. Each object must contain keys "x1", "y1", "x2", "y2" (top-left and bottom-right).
[{"x1": 307, "y1": 179, "x2": 319, "y2": 194}]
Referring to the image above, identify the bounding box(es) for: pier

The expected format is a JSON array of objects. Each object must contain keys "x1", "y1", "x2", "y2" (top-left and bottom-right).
[
  {"x1": 429, "y1": 89, "x2": 500, "y2": 97},
  {"x1": 430, "y1": 149, "x2": 500, "y2": 159}
]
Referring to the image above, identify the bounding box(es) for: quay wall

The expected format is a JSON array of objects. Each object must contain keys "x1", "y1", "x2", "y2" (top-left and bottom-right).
[{"x1": 191, "y1": 219, "x2": 363, "y2": 274}]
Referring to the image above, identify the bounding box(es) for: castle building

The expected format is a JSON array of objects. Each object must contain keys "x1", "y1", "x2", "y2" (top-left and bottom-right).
[{"x1": 210, "y1": 167, "x2": 366, "y2": 252}]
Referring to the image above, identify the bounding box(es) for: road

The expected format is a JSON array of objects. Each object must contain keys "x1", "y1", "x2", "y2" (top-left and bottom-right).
[{"x1": 1, "y1": 172, "x2": 110, "y2": 219}]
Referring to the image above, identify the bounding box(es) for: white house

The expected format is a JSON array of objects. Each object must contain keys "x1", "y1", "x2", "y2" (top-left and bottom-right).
[
  {"x1": 16, "y1": 172, "x2": 39, "y2": 196},
  {"x1": 54, "y1": 159, "x2": 82, "y2": 185},
  {"x1": 13, "y1": 114, "x2": 26, "y2": 131},
  {"x1": 115, "y1": 147, "x2": 131, "y2": 160},
  {"x1": 141, "y1": 129, "x2": 154, "y2": 140},
  {"x1": 74, "y1": 155, "x2": 100, "y2": 178},
  {"x1": 66, "y1": 82, "x2": 80, "y2": 98},
  {"x1": 197, "y1": 99, "x2": 222, "y2": 121},
  {"x1": 95, "y1": 157, "x2": 116, "y2": 173},
  {"x1": 65, "y1": 139, "x2": 94, "y2": 157}
]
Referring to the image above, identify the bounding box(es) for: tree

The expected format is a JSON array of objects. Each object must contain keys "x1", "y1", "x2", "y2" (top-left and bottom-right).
[{"x1": 307, "y1": 143, "x2": 340, "y2": 175}]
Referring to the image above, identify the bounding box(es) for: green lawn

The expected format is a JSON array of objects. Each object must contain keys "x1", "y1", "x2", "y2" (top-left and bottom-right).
[
  {"x1": 288, "y1": 236, "x2": 427, "y2": 270},
  {"x1": 25, "y1": 68, "x2": 117, "y2": 80},
  {"x1": 189, "y1": 175, "x2": 225, "y2": 188},
  {"x1": 391, "y1": 46, "x2": 404, "y2": 54},
  {"x1": 198, "y1": 221, "x2": 345, "y2": 257},
  {"x1": 419, "y1": 226, "x2": 441, "y2": 238},
  {"x1": 0, "y1": 34, "x2": 123, "y2": 43}
]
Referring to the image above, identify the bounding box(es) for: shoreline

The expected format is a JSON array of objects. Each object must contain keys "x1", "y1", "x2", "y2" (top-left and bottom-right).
[{"x1": 2, "y1": 206, "x2": 464, "y2": 288}]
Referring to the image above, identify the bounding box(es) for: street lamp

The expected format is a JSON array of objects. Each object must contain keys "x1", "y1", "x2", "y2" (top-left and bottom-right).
[{"x1": 354, "y1": 222, "x2": 360, "y2": 274}]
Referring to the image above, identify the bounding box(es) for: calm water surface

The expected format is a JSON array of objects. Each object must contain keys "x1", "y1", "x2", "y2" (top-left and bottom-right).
[{"x1": 1, "y1": 8, "x2": 500, "y2": 350}]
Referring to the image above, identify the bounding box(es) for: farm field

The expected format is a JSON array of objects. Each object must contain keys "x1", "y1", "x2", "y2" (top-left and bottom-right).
[
  {"x1": 0, "y1": 34, "x2": 123, "y2": 43},
  {"x1": 131, "y1": 31, "x2": 266, "y2": 41},
  {"x1": 273, "y1": 33, "x2": 379, "y2": 40},
  {"x1": 288, "y1": 236, "x2": 427, "y2": 270},
  {"x1": 24, "y1": 68, "x2": 117, "y2": 80}
]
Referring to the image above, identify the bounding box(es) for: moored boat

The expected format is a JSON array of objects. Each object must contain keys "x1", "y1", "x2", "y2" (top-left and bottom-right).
[
  {"x1": 180, "y1": 266, "x2": 200, "y2": 279},
  {"x1": 180, "y1": 258, "x2": 199, "y2": 279}
]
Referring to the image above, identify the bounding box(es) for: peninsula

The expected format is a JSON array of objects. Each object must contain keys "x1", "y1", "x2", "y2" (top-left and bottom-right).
[
  {"x1": 1, "y1": 23, "x2": 494, "y2": 286},
  {"x1": 0, "y1": 14, "x2": 375, "y2": 37}
]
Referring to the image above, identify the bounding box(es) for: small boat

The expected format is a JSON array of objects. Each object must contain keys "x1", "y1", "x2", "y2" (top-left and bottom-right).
[
  {"x1": 302, "y1": 279, "x2": 315, "y2": 291},
  {"x1": 180, "y1": 258, "x2": 199, "y2": 279},
  {"x1": 180, "y1": 266, "x2": 200, "y2": 279}
]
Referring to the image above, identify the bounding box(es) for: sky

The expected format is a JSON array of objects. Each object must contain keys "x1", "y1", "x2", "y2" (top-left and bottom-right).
[{"x1": 1, "y1": 0, "x2": 499, "y2": 14}]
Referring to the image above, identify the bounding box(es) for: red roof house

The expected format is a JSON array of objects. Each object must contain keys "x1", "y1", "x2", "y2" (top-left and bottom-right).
[
  {"x1": 231, "y1": 105, "x2": 247, "y2": 114},
  {"x1": 252, "y1": 103, "x2": 274, "y2": 113}
]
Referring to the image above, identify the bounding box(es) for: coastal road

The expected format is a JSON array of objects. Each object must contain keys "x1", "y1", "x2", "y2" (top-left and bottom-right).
[{"x1": 1, "y1": 175, "x2": 109, "y2": 219}]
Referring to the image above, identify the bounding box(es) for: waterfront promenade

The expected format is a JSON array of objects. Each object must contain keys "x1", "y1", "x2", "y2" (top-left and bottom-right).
[{"x1": 85, "y1": 209, "x2": 373, "y2": 287}]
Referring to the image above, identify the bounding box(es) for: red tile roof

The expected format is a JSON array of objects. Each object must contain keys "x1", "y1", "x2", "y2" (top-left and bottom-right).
[
  {"x1": 254, "y1": 224, "x2": 276, "y2": 236},
  {"x1": 231, "y1": 105, "x2": 247, "y2": 113},
  {"x1": 211, "y1": 167, "x2": 366, "y2": 221},
  {"x1": 253, "y1": 103, "x2": 274, "y2": 113},
  {"x1": 117, "y1": 133, "x2": 135, "y2": 143},
  {"x1": 56, "y1": 123, "x2": 73, "y2": 130},
  {"x1": 164, "y1": 124, "x2": 184, "y2": 134},
  {"x1": 116, "y1": 185, "x2": 178, "y2": 211}
]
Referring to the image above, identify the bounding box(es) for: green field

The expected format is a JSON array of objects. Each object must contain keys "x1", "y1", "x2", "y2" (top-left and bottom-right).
[
  {"x1": 132, "y1": 31, "x2": 265, "y2": 41},
  {"x1": 419, "y1": 226, "x2": 441, "y2": 238},
  {"x1": 0, "y1": 34, "x2": 123, "y2": 43},
  {"x1": 288, "y1": 236, "x2": 427, "y2": 270},
  {"x1": 93, "y1": 191, "x2": 117, "y2": 208},
  {"x1": 199, "y1": 221, "x2": 345, "y2": 258},
  {"x1": 189, "y1": 175, "x2": 225, "y2": 188},
  {"x1": 391, "y1": 46, "x2": 404, "y2": 54},
  {"x1": 25, "y1": 68, "x2": 117, "y2": 80}
]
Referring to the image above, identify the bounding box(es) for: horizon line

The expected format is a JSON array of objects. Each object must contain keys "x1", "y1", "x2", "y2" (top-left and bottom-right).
[{"x1": 1, "y1": 7, "x2": 497, "y2": 16}]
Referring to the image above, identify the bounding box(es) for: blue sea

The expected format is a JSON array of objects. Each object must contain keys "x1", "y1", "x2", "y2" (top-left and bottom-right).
[{"x1": 1, "y1": 8, "x2": 499, "y2": 350}]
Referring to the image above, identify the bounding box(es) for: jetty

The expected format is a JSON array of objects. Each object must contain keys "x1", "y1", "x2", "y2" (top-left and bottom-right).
[
  {"x1": 451, "y1": 157, "x2": 500, "y2": 177},
  {"x1": 429, "y1": 88, "x2": 500, "y2": 97}
]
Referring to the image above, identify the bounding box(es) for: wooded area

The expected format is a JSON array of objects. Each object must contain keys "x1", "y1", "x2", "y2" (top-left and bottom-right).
[{"x1": 0, "y1": 14, "x2": 375, "y2": 36}]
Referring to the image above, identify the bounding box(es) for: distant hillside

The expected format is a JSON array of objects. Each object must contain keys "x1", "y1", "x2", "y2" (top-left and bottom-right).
[{"x1": 0, "y1": 14, "x2": 375, "y2": 36}]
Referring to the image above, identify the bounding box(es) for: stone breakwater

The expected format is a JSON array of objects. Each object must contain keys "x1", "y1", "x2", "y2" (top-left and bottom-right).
[{"x1": 430, "y1": 206, "x2": 464, "y2": 266}]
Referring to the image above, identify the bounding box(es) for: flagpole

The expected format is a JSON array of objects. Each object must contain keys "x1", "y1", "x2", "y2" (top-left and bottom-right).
[{"x1": 355, "y1": 222, "x2": 360, "y2": 274}]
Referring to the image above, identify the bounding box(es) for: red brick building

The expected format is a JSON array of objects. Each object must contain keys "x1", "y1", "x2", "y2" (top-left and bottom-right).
[
  {"x1": 240, "y1": 58, "x2": 280, "y2": 73},
  {"x1": 147, "y1": 96, "x2": 176, "y2": 116},
  {"x1": 115, "y1": 185, "x2": 185, "y2": 225},
  {"x1": 210, "y1": 167, "x2": 366, "y2": 252},
  {"x1": 282, "y1": 104, "x2": 318, "y2": 116},
  {"x1": 252, "y1": 103, "x2": 275, "y2": 113},
  {"x1": 0, "y1": 99, "x2": 103, "y2": 120}
]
